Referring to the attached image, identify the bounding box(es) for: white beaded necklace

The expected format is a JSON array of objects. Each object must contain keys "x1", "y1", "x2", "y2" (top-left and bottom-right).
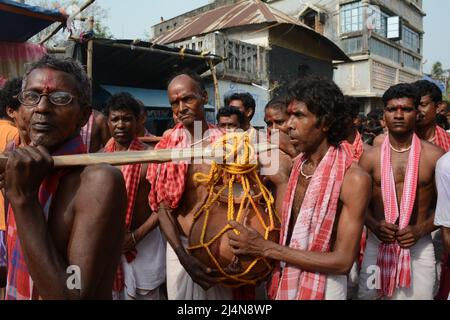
[
  {"x1": 300, "y1": 160, "x2": 314, "y2": 180},
  {"x1": 389, "y1": 143, "x2": 412, "y2": 153}
]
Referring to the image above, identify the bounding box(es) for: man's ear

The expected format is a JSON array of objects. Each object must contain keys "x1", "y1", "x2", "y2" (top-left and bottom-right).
[
  {"x1": 247, "y1": 107, "x2": 255, "y2": 121},
  {"x1": 6, "y1": 106, "x2": 16, "y2": 120}
]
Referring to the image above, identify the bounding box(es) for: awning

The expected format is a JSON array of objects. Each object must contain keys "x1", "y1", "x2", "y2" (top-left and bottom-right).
[
  {"x1": 74, "y1": 39, "x2": 223, "y2": 90},
  {"x1": 101, "y1": 85, "x2": 214, "y2": 109},
  {"x1": 0, "y1": 0, "x2": 66, "y2": 42}
]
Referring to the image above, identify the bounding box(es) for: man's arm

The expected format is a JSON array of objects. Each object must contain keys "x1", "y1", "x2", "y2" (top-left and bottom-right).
[
  {"x1": 229, "y1": 167, "x2": 371, "y2": 275},
  {"x1": 5, "y1": 147, "x2": 127, "y2": 299},
  {"x1": 397, "y1": 146, "x2": 445, "y2": 248},
  {"x1": 158, "y1": 204, "x2": 219, "y2": 290}
]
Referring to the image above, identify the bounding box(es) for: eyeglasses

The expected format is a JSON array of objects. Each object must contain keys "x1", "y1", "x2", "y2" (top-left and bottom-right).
[{"x1": 16, "y1": 90, "x2": 75, "y2": 108}]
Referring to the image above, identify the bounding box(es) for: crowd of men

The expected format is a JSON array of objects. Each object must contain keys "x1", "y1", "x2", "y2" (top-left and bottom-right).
[{"x1": 0, "y1": 55, "x2": 449, "y2": 300}]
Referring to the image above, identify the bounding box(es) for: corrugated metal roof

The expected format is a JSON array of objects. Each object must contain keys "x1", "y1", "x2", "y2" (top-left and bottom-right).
[
  {"x1": 154, "y1": 0, "x2": 311, "y2": 44},
  {"x1": 153, "y1": 0, "x2": 349, "y2": 61}
]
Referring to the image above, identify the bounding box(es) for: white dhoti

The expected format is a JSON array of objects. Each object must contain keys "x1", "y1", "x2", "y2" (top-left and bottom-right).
[
  {"x1": 347, "y1": 262, "x2": 360, "y2": 299},
  {"x1": 324, "y1": 275, "x2": 347, "y2": 300},
  {"x1": 115, "y1": 227, "x2": 166, "y2": 300},
  {"x1": 166, "y1": 236, "x2": 233, "y2": 300},
  {"x1": 358, "y1": 232, "x2": 436, "y2": 300}
]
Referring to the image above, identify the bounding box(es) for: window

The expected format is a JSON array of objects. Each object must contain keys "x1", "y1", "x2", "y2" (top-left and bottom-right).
[
  {"x1": 403, "y1": 52, "x2": 421, "y2": 70},
  {"x1": 341, "y1": 37, "x2": 363, "y2": 54},
  {"x1": 340, "y1": 1, "x2": 363, "y2": 34},
  {"x1": 374, "y1": 11, "x2": 390, "y2": 37},
  {"x1": 402, "y1": 26, "x2": 420, "y2": 52},
  {"x1": 369, "y1": 38, "x2": 400, "y2": 63}
]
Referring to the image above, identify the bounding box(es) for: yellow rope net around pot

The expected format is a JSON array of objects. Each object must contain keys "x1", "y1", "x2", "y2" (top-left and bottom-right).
[{"x1": 187, "y1": 131, "x2": 281, "y2": 287}]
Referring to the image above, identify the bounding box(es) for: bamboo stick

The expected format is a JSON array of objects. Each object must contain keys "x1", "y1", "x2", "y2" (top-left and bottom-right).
[{"x1": 0, "y1": 143, "x2": 276, "y2": 168}]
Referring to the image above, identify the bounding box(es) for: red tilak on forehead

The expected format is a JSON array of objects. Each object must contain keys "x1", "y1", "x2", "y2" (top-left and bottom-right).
[
  {"x1": 41, "y1": 70, "x2": 58, "y2": 91},
  {"x1": 287, "y1": 103, "x2": 295, "y2": 114}
]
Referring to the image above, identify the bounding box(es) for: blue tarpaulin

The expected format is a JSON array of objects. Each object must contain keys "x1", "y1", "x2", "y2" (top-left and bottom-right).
[{"x1": 0, "y1": 0, "x2": 66, "y2": 42}]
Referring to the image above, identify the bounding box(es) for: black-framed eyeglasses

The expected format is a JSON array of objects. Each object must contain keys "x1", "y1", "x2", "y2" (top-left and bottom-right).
[{"x1": 16, "y1": 90, "x2": 75, "y2": 108}]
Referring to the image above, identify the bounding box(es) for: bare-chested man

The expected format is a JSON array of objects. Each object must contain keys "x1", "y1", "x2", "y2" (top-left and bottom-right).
[
  {"x1": 2, "y1": 55, "x2": 127, "y2": 300},
  {"x1": 104, "y1": 92, "x2": 166, "y2": 300},
  {"x1": 147, "y1": 71, "x2": 228, "y2": 300},
  {"x1": 358, "y1": 83, "x2": 444, "y2": 300},
  {"x1": 228, "y1": 76, "x2": 371, "y2": 300}
]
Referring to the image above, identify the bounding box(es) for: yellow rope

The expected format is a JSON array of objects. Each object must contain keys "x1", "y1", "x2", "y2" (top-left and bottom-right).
[{"x1": 189, "y1": 132, "x2": 281, "y2": 287}]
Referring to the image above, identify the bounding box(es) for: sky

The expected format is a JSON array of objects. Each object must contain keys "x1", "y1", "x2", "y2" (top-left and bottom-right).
[{"x1": 96, "y1": 0, "x2": 449, "y2": 74}]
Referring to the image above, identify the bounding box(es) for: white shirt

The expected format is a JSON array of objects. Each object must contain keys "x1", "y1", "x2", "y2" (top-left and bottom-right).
[{"x1": 435, "y1": 152, "x2": 450, "y2": 228}]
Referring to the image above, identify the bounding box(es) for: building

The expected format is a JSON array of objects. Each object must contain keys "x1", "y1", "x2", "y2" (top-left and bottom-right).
[
  {"x1": 152, "y1": 0, "x2": 425, "y2": 114},
  {"x1": 152, "y1": 0, "x2": 349, "y2": 128},
  {"x1": 266, "y1": 0, "x2": 425, "y2": 113}
]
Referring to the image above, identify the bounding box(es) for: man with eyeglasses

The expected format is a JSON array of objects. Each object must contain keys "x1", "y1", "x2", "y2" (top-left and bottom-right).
[{"x1": 1, "y1": 55, "x2": 127, "y2": 300}]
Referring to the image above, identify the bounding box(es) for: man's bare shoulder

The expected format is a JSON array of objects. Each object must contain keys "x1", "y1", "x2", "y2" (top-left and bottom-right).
[
  {"x1": 359, "y1": 144, "x2": 380, "y2": 169},
  {"x1": 421, "y1": 140, "x2": 445, "y2": 163},
  {"x1": 373, "y1": 134, "x2": 387, "y2": 147},
  {"x1": 78, "y1": 164, "x2": 125, "y2": 191},
  {"x1": 344, "y1": 164, "x2": 372, "y2": 189}
]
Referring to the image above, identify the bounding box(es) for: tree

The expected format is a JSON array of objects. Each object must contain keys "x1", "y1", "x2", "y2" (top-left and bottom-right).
[
  {"x1": 431, "y1": 61, "x2": 445, "y2": 82},
  {"x1": 26, "y1": 0, "x2": 113, "y2": 46}
]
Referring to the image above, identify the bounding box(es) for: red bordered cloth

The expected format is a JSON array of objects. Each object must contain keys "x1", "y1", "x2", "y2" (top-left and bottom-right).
[
  {"x1": 5, "y1": 136, "x2": 86, "y2": 300},
  {"x1": 104, "y1": 138, "x2": 146, "y2": 293},
  {"x1": 376, "y1": 134, "x2": 421, "y2": 297},
  {"x1": 268, "y1": 145, "x2": 353, "y2": 300},
  {"x1": 146, "y1": 123, "x2": 222, "y2": 212},
  {"x1": 435, "y1": 125, "x2": 450, "y2": 152}
]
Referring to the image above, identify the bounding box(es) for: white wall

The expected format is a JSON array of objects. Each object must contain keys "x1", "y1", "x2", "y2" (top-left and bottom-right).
[{"x1": 206, "y1": 80, "x2": 270, "y2": 128}]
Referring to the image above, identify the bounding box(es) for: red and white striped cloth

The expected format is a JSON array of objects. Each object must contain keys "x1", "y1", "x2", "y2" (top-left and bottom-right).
[
  {"x1": 104, "y1": 137, "x2": 146, "y2": 293},
  {"x1": 146, "y1": 123, "x2": 222, "y2": 212},
  {"x1": 80, "y1": 112, "x2": 94, "y2": 153},
  {"x1": 342, "y1": 131, "x2": 364, "y2": 162},
  {"x1": 268, "y1": 145, "x2": 353, "y2": 300},
  {"x1": 434, "y1": 125, "x2": 450, "y2": 152},
  {"x1": 376, "y1": 134, "x2": 421, "y2": 297}
]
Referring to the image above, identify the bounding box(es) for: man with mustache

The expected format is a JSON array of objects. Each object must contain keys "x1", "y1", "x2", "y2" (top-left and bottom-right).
[
  {"x1": 228, "y1": 76, "x2": 371, "y2": 300},
  {"x1": 413, "y1": 80, "x2": 450, "y2": 150},
  {"x1": 358, "y1": 83, "x2": 444, "y2": 300},
  {"x1": 2, "y1": 55, "x2": 127, "y2": 299},
  {"x1": 104, "y1": 92, "x2": 166, "y2": 300},
  {"x1": 217, "y1": 105, "x2": 244, "y2": 132},
  {"x1": 147, "y1": 71, "x2": 228, "y2": 300}
]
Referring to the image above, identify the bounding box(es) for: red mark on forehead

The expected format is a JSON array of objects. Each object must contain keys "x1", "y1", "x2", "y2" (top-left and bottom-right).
[
  {"x1": 41, "y1": 69, "x2": 58, "y2": 92},
  {"x1": 287, "y1": 102, "x2": 295, "y2": 114},
  {"x1": 265, "y1": 114, "x2": 274, "y2": 122}
]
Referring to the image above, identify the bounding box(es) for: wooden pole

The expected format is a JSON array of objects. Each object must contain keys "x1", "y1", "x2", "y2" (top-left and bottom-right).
[
  {"x1": 0, "y1": 143, "x2": 276, "y2": 168},
  {"x1": 208, "y1": 59, "x2": 221, "y2": 113},
  {"x1": 87, "y1": 16, "x2": 94, "y2": 82}
]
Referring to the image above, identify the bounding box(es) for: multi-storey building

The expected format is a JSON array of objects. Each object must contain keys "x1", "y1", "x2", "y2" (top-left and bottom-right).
[
  {"x1": 267, "y1": 0, "x2": 425, "y2": 112},
  {"x1": 152, "y1": 0, "x2": 425, "y2": 113}
]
